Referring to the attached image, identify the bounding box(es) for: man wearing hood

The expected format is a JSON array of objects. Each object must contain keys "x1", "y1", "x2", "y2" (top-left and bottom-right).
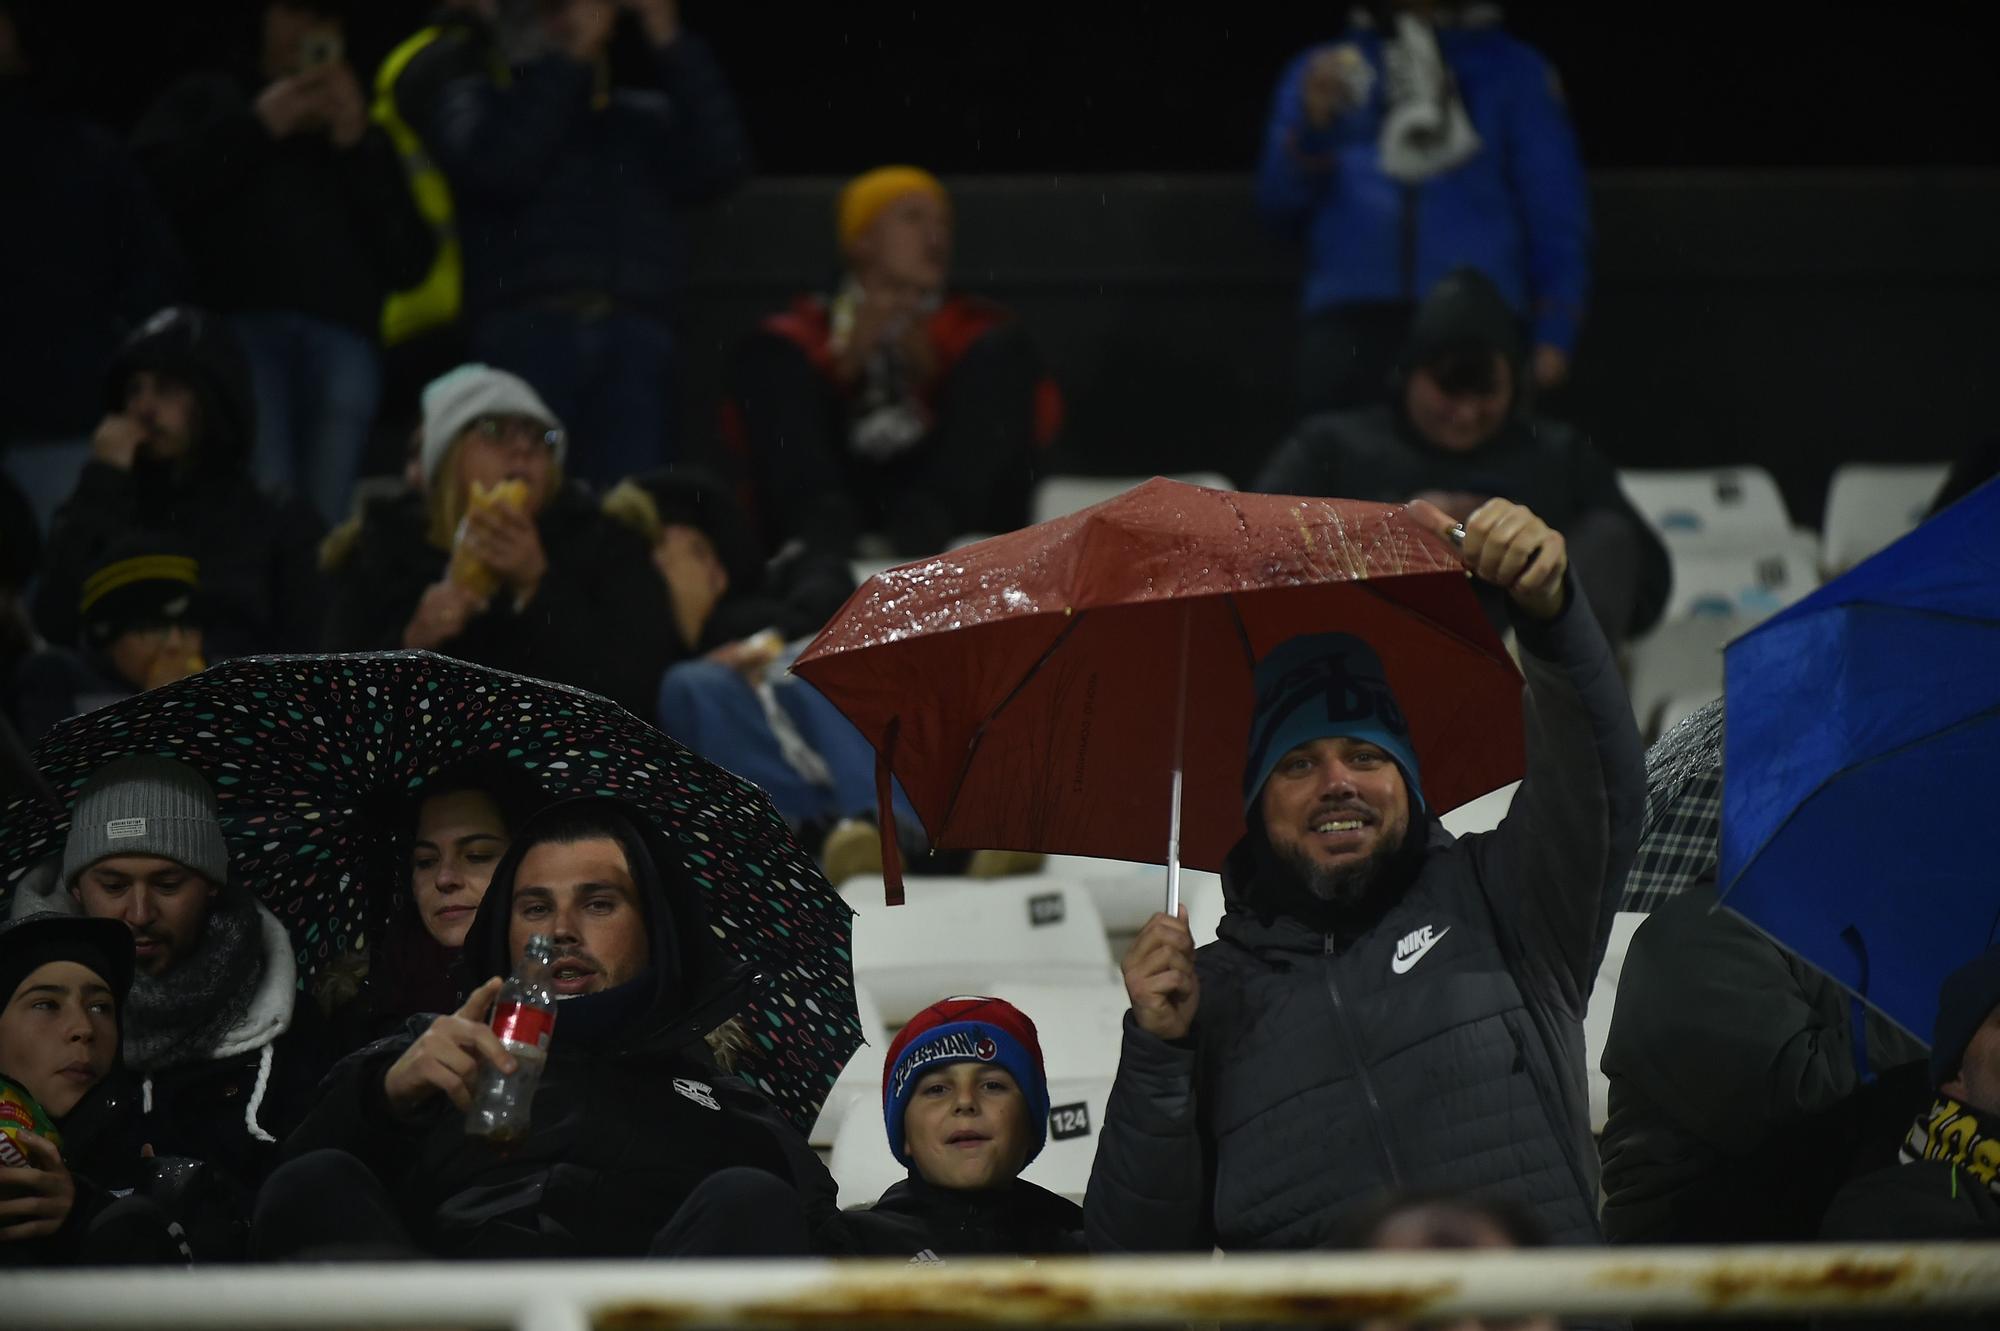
[
  {"x1": 1085, "y1": 498, "x2": 1644, "y2": 1256},
  {"x1": 259, "y1": 798, "x2": 836, "y2": 1259},
  {"x1": 31, "y1": 308, "x2": 327, "y2": 662},
  {"x1": 1256, "y1": 269, "x2": 1669, "y2": 645},
  {"x1": 6, "y1": 756, "x2": 332, "y2": 1210}
]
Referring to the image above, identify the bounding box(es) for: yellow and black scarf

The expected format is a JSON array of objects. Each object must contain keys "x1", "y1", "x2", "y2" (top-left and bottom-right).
[{"x1": 1903, "y1": 1096, "x2": 2000, "y2": 1195}]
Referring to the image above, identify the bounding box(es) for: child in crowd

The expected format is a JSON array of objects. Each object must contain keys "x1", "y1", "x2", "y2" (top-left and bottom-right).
[
  {"x1": 11, "y1": 544, "x2": 206, "y2": 742},
  {"x1": 822, "y1": 995, "x2": 1084, "y2": 1258},
  {"x1": 0, "y1": 912, "x2": 184, "y2": 1266}
]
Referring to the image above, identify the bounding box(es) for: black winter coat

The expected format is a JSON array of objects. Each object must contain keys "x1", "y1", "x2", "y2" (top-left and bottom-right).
[
  {"x1": 34, "y1": 460, "x2": 326, "y2": 661},
  {"x1": 283, "y1": 809, "x2": 836, "y2": 1258},
  {"x1": 822, "y1": 1174, "x2": 1085, "y2": 1258},
  {"x1": 1255, "y1": 406, "x2": 1671, "y2": 637},
  {"x1": 1085, "y1": 579, "x2": 1644, "y2": 1254},
  {"x1": 321, "y1": 484, "x2": 680, "y2": 717},
  {"x1": 1599, "y1": 879, "x2": 1932, "y2": 1243},
  {"x1": 132, "y1": 72, "x2": 433, "y2": 336},
  {"x1": 410, "y1": 34, "x2": 749, "y2": 319}
]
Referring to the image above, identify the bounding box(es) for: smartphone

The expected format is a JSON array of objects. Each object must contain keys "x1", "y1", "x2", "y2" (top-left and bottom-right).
[{"x1": 299, "y1": 30, "x2": 344, "y2": 70}]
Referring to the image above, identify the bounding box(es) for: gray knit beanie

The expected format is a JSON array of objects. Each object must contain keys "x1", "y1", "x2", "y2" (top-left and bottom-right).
[
  {"x1": 61, "y1": 755, "x2": 230, "y2": 888},
  {"x1": 419, "y1": 364, "x2": 566, "y2": 489}
]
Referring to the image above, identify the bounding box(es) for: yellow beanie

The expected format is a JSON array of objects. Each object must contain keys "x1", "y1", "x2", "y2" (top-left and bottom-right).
[{"x1": 837, "y1": 166, "x2": 948, "y2": 253}]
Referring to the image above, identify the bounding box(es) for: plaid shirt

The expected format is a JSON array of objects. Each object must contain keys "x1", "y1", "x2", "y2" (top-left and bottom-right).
[{"x1": 1623, "y1": 699, "x2": 1723, "y2": 912}]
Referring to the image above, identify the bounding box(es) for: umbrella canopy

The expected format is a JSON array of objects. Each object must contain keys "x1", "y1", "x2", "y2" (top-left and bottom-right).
[
  {"x1": 0, "y1": 652, "x2": 860, "y2": 1130},
  {"x1": 1624, "y1": 697, "x2": 1724, "y2": 912},
  {"x1": 795, "y1": 479, "x2": 1523, "y2": 900},
  {"x1": 1720, "y1": 476, "x2": 2000, "y2": 1044}
]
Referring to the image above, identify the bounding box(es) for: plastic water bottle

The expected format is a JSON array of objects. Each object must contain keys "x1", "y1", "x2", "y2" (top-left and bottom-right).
[{"x1": 466, "y1": 934, "x2": 557, "y2": 1142}]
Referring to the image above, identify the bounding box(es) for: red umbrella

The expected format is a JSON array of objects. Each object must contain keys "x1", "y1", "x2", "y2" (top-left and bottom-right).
[{"x1": 793, "y1": 479, "x2": 1523, "y2": 905}]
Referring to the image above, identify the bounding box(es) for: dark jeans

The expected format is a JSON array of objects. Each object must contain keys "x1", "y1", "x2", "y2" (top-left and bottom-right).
[
  {"x1": 1297, "y1": 301, "x2": 1415, "y2": 417},
  {"x1": 731, "y1": 324, "x2": 1040, "y2": 557},
  {"x1": 474, "y1": 307, "x2": 677, "y2": 488},
  {"x1": 252, "y1": 1150, "x2": 811, "y2": 1260}
]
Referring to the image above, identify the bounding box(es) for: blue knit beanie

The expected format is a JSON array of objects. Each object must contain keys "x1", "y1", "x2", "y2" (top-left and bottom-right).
[
  {"x1": 1243, "y1": 632, "x2": 1426, "y2": 814},
  {"x1": 1933, "y1": 946, "x2": 2000, "y2": 1091},
  {"x1": 882, "y1": 995, "x2": 1050, "y2": 1170}
]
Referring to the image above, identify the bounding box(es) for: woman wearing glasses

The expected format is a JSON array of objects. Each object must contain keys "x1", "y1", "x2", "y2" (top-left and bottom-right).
[{"x1": 319, "y1": 363, "x2": 674, "y2": 714}]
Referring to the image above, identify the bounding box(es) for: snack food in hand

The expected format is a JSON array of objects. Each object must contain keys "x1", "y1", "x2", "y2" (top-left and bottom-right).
[{"x1": 449, "y1": 479, "x2": 529, "y2": 598}]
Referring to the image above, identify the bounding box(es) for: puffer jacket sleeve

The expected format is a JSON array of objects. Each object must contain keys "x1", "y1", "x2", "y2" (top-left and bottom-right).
[
  {"x1": 1083, "y1": 1013, "x2": 1214, "y2": 1252},
  {"x1": 1468, "y1": 574, "x2": 1644, "y2": 1017},
  {"x1": 281, "y1": 1025, "x2": 433, "y2": 1175}
]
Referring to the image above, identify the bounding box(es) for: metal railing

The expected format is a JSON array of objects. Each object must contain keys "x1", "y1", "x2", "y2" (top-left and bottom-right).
[{"x1": 8, "y1": 1243, "x2": 2000, "y2": 1330}]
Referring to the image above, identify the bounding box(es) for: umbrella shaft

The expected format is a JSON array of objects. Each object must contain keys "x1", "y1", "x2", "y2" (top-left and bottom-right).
[{"x1": 1166, "y1": 607, "x2": 1191, "y2": 917}]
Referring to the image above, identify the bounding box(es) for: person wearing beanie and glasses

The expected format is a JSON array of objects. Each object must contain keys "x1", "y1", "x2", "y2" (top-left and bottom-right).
[
  {"x1": 1822, "y1": 948, "x2": 2000, "y2": 1250},
  {"x1": 1087, "y1": 499, "x2": 1644, "y2": 1266},
  {"x1": 5, "y1": 755, "x2": 331, "y2": 1221},
  {"x1": 0, "y1": 911, "x2": 189, "y2": 1267},
  {"x1": 32, "y1": 307, "x2": 326, "y2": 663},
  {"x1": 725, "y1": 165, "x2": 1062, "y2": 561},
  {"x1": 822, "y1": 995, "x2": 1084, "y2": 1259},
  {"x1": 11, "y1": 544, "x2": 206, "y2": 743},
  {"x1": 321, "y1": 363, "x2": 676, "y2": 715}
]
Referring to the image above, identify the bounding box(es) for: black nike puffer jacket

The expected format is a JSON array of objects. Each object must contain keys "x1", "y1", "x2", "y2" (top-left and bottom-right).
[{"x1": 1085, "y1": 578, "x2": 1644, "y2": 1253}]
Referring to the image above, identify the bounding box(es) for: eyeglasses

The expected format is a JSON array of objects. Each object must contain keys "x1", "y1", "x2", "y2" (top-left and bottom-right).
[{"x1": 468, "y1": 415, "x2": 563, "y2": 454}]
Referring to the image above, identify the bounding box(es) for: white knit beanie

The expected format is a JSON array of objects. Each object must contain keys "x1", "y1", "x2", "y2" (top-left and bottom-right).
[{"x1": 419, "y1": 364, "x2": 566, "y2": 488}]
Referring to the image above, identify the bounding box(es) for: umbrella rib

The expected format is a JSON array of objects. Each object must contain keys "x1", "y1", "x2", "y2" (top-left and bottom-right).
[
  {"x1": 935, "y1": 610, "x2": 1090, "y2": 845},
  {"x1": 1223, "y1": 594, "x2": 1257, "y2": 669}
]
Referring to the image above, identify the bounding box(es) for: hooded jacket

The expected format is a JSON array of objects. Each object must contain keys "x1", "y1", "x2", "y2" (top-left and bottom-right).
[
  {"x1": 1084, "y1": 577, "x2": 1643, "y2": 1254},
  {"x1": 30, "y1": 309, "x2": 327, "y2": 659},
  {"x1": 1255, "y1": 272, "x2": 1670, "y2": 637},
  {"x1": 282, "y1": 801, "x2": 837, "y2": 1258},
  {"x1": 1255, "y1": 10, "x2": 1591, "y2": 353},
  {"x1": 320, "y1": 482, "x2": 678, "y2": 718},
  {"x1": 822, "y1": 1174, "x2": 1085, "y2": 1259},
  {"x1": 4, "y1": 878, "x2": 331, "y2": 1195}
]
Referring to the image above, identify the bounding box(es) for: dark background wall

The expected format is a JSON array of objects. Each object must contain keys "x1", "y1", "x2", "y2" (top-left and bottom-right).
[
  {"x1": 677, "y1": 172, "x2": 2000, "y2": 528},
  {"x1": 14, "y1": 2, "x2": 1997, "y2": 523}
]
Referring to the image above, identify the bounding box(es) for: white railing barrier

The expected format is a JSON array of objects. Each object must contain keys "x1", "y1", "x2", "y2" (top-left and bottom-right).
[{"x1": 8, "y1": 1245, "x2": 1999, "y2": 1330}]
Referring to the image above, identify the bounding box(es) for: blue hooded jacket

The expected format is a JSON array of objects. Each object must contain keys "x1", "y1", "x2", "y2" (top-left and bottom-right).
[{"x1": 1256, "y1": 16, "x2": 1592, "y2": 353}]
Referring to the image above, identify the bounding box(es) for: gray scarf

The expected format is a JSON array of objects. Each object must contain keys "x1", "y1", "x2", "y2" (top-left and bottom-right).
[{"x1": 123, "y1": 900, "x2": 264, "y2": 1073}]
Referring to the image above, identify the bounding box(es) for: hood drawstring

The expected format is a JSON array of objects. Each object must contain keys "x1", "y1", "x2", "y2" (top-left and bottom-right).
[
  {"x1": 244, "y1": 1044, "x2": 276, "y2": 1144},
  {"x1": 141, "y1": 1076, "x2": 153, "y2": 1115}
]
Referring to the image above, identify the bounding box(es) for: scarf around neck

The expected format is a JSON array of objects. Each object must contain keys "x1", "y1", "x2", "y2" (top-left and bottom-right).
[
  {"x1": 1903, "y1": 1096, "x2": 2000, "y2": 1198},
  {"x1": 122, "y1": 899, "x2": 264, "y2": 1073}
]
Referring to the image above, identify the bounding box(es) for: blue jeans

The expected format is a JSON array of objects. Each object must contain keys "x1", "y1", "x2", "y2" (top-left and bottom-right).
[
  {"x1": 233, "y1": 313, "x2": 382, "y2": 525},
  {"x1": 656, "y1": 660, "x2": 918, "y2": 831},
  {"x1": 2, "y1": 435, "x2": 94, "y2": 540},
  {"x1": 473, "y1": 309, "x2": 675, "y2": 487}
]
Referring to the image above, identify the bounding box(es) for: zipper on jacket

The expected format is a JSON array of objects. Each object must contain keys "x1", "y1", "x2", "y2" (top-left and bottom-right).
[{"x1": 1323, "y1": 936, "x2": 1405, "y2": 1188}]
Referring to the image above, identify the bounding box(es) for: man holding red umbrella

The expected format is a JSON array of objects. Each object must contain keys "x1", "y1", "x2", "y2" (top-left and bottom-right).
[{"x1": 1086, "y1": 498, "x2": 1642, "y2": 1255}]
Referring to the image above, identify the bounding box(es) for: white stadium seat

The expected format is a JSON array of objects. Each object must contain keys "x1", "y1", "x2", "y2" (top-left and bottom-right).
[
  {"x1": 808, "y1": 980, "x2": 890, "y2": 1149},
  {"x1": 1585, "y1": 912, "x2": 1648, "y2": 1135},
  {"x1": 1031, "y1": 472, "x2": 1235, "y2": 525},
  {"x1": 1617, "y1": 467, "x2": 1792, "y2": 547},
  {"x1": 1439, "y1": 781, "x2": 1519, "y2": 837},
  {"x1": 1624, "y1": 615, "x2": 1739, "y2": 738},
  {"x1": 840, "y1": 875, "x2": 1119, "y2": 1024},
  {"x1": 1659, "y1": 529, "x2": 1820, "y2": 622},
  {"x1": 1821, "y1": 462, "x2": 1947, "y2": 574}
]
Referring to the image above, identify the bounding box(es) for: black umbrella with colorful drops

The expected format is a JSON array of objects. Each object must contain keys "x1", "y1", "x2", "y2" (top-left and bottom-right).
[{"x1": 0, "y1": 651, "x2": 862, "y2": 1131}]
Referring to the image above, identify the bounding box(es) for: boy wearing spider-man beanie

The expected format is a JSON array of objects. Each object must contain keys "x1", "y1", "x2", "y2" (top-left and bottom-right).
[
  {"x1": 818, "y1": 994, "x2": 1083, "y2": 1258},
  {"x1": 882, "y1": 995, "x2": 1051, "y2": 1168}
]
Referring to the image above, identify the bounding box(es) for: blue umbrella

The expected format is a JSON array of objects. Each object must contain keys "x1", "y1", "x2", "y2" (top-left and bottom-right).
[{"x1": 1720, "y1": 476, "x2": 2000, "y2": 1045}]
